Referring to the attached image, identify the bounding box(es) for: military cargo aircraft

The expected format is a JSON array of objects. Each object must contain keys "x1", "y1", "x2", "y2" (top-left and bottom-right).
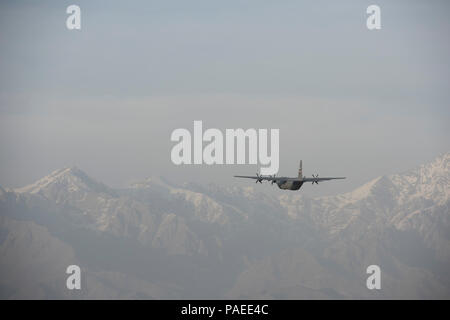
[{"x1": 234, "y1": 160, "x2": 345, "y2": 190}]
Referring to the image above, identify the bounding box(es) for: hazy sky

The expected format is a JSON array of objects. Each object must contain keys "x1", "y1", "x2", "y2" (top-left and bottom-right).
[{"x1": 0, "y1": 0, "x2": 449, "y2": 196}]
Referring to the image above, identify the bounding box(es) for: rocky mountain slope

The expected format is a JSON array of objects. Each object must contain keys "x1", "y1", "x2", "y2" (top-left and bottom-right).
[{"x1": 0, "y1": 153, "x2": 449, "y2": 299}]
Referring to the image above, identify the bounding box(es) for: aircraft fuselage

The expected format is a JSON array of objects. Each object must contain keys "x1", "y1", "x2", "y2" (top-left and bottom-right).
[{"x1": 276, "y1": 180, "x2": 303, "y2": 190}]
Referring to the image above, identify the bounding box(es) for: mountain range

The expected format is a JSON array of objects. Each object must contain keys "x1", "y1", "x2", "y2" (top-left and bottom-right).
[{"x1": 0, "y1": 153, "x2": 449, "y2": 299}]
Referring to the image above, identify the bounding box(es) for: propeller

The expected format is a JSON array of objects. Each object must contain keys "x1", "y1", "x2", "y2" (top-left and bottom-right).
[
  {"x1": 312, "y1": 174, "x2": 319, "y2": 185},
  {"x1": 256, "y1": 172, "x2": 263, "y2": 183},
  {"x1": 271, "y1": 174, "x2": 276, "y2": 185}
]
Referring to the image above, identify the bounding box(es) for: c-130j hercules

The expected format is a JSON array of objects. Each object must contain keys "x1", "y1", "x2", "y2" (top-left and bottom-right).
[{"x1": 234, "y1": 160, "x2": 345, "y2": 191}]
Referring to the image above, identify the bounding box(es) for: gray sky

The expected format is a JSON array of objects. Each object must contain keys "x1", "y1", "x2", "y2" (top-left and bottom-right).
[{"x1": 0, "y1": 0, "x2": 449, "y2": 197}]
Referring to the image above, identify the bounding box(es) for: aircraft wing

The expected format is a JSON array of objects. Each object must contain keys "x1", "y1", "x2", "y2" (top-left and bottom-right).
[
  {"x1": 234, "y1": 175, "x2": 302, "y2": 182},
  {"x1": 234, "y1": 175, "x2": 346, "y2": 183},
  {"x1": 301, "y1": 177, "x2": 346, "y2": 182},
  {"x1": 234, "y1": 175, "x2": 275, "y2": 181}
]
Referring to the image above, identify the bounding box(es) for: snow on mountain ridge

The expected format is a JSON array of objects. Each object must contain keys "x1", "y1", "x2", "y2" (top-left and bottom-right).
[
  {"x1": 389, "y1": 152, "x2": 449, "y2": 205},
  {"x1": 14, "y1": 166, "x2": 114, "y2": 196},
  {"x1": 7, "y1": 152, "x2": 450, "y2": 237},
  {"x1": 278, "y1": 153, "x2": 449, "y2": 237}
]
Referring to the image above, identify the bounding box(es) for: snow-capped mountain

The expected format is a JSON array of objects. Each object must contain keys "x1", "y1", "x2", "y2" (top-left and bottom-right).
[{"x1": 0, "y1": 153, "x2": 449, "y2": 299}]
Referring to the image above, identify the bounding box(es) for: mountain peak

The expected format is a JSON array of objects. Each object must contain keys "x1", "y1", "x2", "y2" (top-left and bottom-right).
[
  {"x1": 427, "y1": 151, "x2": 449, "y2": 173},
  {"x1": 322, "y1": 152, "x2": 450, "y2": 205},
  {"x1": 15, "y1": 166, "x2": 113, "y2": 195},
  {"x1": 436, "y1": 151, "x2": 450, "y2": 161}
]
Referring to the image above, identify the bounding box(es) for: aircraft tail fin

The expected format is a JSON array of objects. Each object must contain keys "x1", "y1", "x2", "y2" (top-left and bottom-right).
[{"x1": 298, "y1": 160, "x2": 303, "y2": 178}]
